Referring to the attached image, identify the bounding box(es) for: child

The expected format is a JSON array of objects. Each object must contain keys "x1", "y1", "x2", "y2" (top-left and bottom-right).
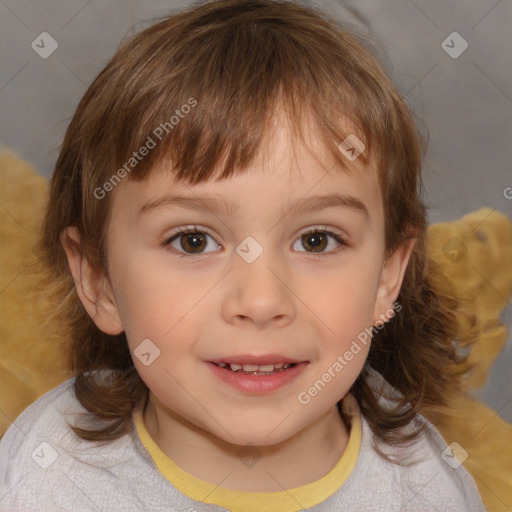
[{"x1": 0, "y1": 0, "x2": 487, "y2": 510}]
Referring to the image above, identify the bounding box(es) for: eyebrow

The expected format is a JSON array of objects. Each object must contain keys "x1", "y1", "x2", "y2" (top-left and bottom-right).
[{"x1": 138, "y1": 192, "x2": 370, "y2": 220}]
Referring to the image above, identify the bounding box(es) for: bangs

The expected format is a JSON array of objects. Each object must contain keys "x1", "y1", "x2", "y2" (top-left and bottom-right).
[{"x1": 79, "y1": 0, "x2": 405, "y2": 192}]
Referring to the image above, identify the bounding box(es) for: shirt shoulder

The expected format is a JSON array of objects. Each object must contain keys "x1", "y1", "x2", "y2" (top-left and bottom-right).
[
  {"x1": 375, "y1": 413, "x2": 487, "y2": 511},
  {"x1": 315, "y1": 368, "x2": 487, "y2": 512},
  {"x1": 317, "y1": 410, "x2": 487, "y2": 512},
  {"x1": 0, "y1": 378, "x2": 210, "y2": 512},
  {"x1": 0, "y1": 379, "x2": 76, "y2": 509},
  {"x1": 0, "y1": 378, "x2": 119, "y2": 511},
  {"x1": 0, "y1": 378, "x2": 79, "y2": 475}
]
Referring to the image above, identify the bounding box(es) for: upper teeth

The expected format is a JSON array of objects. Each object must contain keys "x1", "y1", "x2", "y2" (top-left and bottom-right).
[{"x1": 217, "y1": 363, "x2": 291, "y2": 371}]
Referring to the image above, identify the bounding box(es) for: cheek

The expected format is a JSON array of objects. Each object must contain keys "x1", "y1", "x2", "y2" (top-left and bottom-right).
[
  {"x1": 108, "y1": 249, "x2": 199, "y2": 337},
  {"x1": 109, "y1": 253, "x2": 215, "y2": 388},
  {"x1": 310, "y1": 262, "x2": 380, "y2": 333},
  {"x1": 302, "y1": 260, "x2": 379, "y2": 393}
]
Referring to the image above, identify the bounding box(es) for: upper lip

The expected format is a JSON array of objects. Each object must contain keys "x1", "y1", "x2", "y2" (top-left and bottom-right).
[{"x1": 207, "y1": 354, "x2": 307, "y2": 365}]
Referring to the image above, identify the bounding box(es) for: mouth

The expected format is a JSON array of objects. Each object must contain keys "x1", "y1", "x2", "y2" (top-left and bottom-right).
[
  {"x1": 205, "y1": 357, "x2": 309, "y2": 393},
  {"x1": 206, "y1": 354, "x2": 308, "y2": 376},
  {"x1": 209, "y1": 361, "x2": 299, "y2": 375}
]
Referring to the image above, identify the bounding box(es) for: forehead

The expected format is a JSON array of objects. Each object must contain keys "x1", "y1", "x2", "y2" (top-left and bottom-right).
[{"x1": 109, "y1": 114, "x2": 383, "y2": 226}]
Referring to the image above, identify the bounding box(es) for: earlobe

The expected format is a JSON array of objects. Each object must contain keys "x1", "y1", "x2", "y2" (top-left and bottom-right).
[
  {"x1": 60, "y1": 226, "x2": 124, "y2": 335},
  {"x1": 373, "y1": 238, "x2": 416, "y2": 324}
]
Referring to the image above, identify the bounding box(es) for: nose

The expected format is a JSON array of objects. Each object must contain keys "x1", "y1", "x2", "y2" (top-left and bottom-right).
[{"x1": 221, "y1": 247, "x2": 296, "y2": 329}]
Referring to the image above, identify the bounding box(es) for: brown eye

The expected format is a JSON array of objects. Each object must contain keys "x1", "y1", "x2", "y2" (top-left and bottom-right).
[
  {"x1": 293, "y1": 228, "x2": 347, "y2": 255},
  {"x1": 301, "y1": 232, "x2": 328, "y2": 252},
  {"x1": 164, "y1": 227, "x2": 220, "y2": 256},
  {"x1": 180, "y1": 232, "x2": 207, "y2": 253}
]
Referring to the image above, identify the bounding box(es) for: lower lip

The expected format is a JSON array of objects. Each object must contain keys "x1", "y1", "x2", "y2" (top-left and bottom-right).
[{"x1": 206, "y1": 362, "x2": 308, "y2": 394}]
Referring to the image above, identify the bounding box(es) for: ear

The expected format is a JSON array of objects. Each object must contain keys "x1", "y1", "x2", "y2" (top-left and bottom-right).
[
  {"x1": 373, "y1": 238, "x2": 416, "y2": 325},
  {"x1": 60, "y1": 226, "x2": 124, "y2": 335}
]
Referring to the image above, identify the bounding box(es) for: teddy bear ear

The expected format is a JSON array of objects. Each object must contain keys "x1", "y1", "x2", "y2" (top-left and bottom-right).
[{"x1": 60, "y1": 226, "x2": 124, "y2": 336}]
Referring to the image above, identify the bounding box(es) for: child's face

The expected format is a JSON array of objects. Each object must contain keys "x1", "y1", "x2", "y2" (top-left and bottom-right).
[{"x1": 94, "y1": 118, "x2": 409, "y2": 446}]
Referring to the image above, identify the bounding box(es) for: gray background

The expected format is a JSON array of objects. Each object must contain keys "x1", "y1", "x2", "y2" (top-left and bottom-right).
[{"x1": 0, "y1": 0, "x2": 511, "y2": 420}]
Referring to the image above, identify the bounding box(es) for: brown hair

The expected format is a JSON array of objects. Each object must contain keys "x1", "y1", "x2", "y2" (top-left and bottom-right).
[{"x1": 38, "y1": 0, "x2": 469, "y2": 452}]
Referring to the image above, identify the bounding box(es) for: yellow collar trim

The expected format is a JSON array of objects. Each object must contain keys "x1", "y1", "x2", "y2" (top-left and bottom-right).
[{"x1": 133, "y1": 394, "x2": 361, "y2": 512}]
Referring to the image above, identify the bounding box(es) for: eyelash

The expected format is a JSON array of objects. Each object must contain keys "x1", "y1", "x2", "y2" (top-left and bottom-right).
[{"x1": 162, "y1": 224, "x2": 348, "y2": 259}]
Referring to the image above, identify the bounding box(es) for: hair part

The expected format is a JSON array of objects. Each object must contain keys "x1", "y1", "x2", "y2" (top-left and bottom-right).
[{"x1": 37, "y1": 0, "x2": 470, "y2": 455}]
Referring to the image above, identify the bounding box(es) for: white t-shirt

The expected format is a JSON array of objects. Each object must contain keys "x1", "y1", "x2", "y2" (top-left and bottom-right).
[{"x1": 0, "y1": 369, "x2": 487, "y2": 511}]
